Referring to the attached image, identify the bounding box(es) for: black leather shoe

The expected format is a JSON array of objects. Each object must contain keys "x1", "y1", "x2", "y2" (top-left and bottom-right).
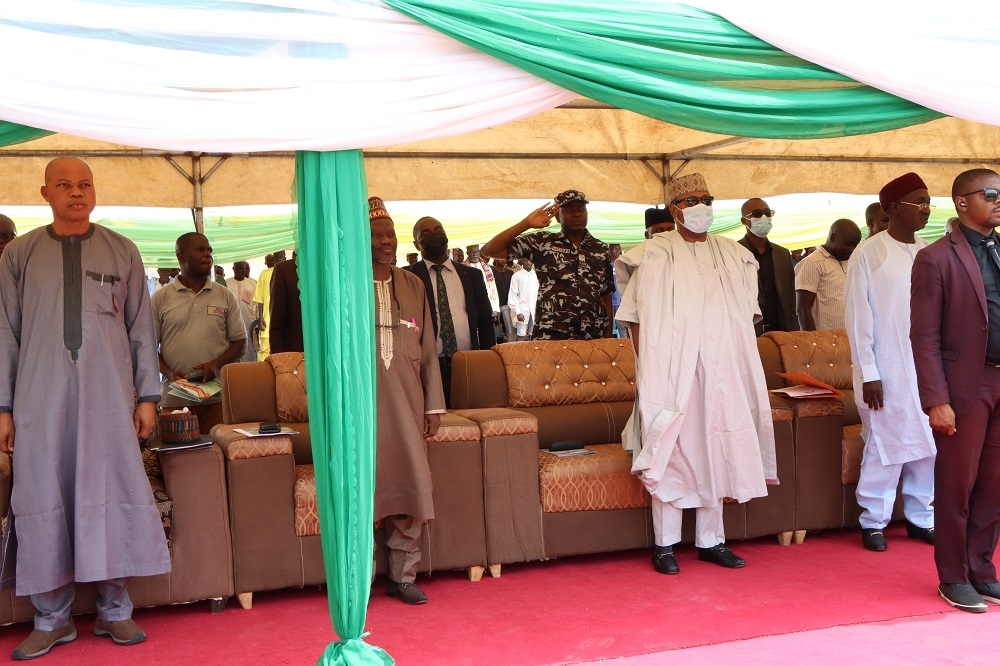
[
  {"x1": 972, "y1": 581, "x2": 1000, "y2": 604},
  {"x1": 696, "y1": 544, "x2": 745, "y2": 568},
  {"x1": 939, "y1": 583, "x2": 987, "y2": 612},
  {"x1": 905, "y1": 521, "x2": 934, "y2": 545},
  {"x1": 652, "y1": 546, "x2": 679, "y2": 575},
  {"x1": 861, "y1": 528, "x2": 887, "y2": 552},
  {"x1": 386, "y1": 580, "x2": 428, "y2": 605}
]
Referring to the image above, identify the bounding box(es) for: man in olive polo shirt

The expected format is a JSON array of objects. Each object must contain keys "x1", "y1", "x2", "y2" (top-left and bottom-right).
[{"x1": 151, "y1": 232, "x2": 246, "y2": 434}]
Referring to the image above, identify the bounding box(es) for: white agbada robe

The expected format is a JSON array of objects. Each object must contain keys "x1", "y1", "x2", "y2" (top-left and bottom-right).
[
  {"x1": 616, "y1": 232, "x2": 776, "y2": 509},
  {"x1": 509, "y1": 268, "x2": 539, "y2": 333},
  {"x1": 845, "y1": 232, "x2": 936, "y2": 465}
]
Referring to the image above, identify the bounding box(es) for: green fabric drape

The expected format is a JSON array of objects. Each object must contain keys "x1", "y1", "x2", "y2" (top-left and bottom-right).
[
  {"x1": 295, "y1": 150, "x2": 392, "y2": 666},
  {"x1": 0, "y1": 120, "x2": 51, "y2": 146},
  {"x1": 383, "y1": 0, "x2": 942, "y2": 139}
]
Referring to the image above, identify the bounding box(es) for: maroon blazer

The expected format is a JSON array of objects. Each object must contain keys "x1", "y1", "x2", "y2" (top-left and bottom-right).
[{"x1": 910, "y1": 226, "x2": 991, "y2": 417}]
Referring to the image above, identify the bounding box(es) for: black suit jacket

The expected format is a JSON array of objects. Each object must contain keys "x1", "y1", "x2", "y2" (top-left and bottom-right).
[
  {"x1": 406, "y1": 260, "x2": 495, "y2": 351},
  {"x1": 269, "y1": 258, "x2": 304, "y2": 354},
  {"x1": 738, "y1": 235, "x2": 798, "y2": 334}
]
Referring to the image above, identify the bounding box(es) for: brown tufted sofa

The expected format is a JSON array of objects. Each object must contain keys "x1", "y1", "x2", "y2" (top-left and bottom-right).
[
  {"x1": 215, "y1": 352, "x2": 489, "y2": 609},
  {"x1": 0, "y1": 426, "x2": 235, "y2": 624},
  {"x1": 759, "y1": 330, "x2": 903, "y2": 534},
  {"x1": 450, "y1": 339, "x2": 797, "y2": 569}
]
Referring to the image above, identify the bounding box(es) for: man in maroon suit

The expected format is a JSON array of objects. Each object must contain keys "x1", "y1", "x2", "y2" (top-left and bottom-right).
[{"x1": 911, "y1": 168, "x2": 1000, "y2": 613}]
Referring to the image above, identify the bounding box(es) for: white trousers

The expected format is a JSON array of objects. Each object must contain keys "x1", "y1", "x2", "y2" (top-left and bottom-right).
[
  {"x1": 856, "y1": 442, "x2": 934, "y2": 529},
  {"x1": 652, "y1": 497, "x2": 725, "y2": 548}
]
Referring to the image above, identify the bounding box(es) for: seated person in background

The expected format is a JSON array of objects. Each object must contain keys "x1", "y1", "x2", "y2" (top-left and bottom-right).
[{"x1": 151, "y1": 232, "x2": 246, "y2": 434}]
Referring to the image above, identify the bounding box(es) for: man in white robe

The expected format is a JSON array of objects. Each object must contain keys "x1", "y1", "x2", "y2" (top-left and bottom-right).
[
  {"x1": 616, "y1": 173, "x2": 776, "y2": 575},
  {"x1": 508, "y1": 258, "x2": 539, "y2": 339},
  {"x1": 845, "y1": 172, "x2": 936, "y2": 552}
]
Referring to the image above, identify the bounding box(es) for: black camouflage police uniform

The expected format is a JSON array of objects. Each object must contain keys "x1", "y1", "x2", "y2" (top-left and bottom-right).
[{"x1": 506, "y1": 230, "x2": 614, "y2": 340}]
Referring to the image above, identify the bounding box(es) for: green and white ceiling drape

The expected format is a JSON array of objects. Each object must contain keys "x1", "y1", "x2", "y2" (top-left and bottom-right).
[{"x1": 0, "y1": 2, "x2": 992, "y2": 665}]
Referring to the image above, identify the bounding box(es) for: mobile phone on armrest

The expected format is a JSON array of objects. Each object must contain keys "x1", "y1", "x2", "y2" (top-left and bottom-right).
[{"x1": 258, "y1": 423, "x2": 281, "y2": 435}]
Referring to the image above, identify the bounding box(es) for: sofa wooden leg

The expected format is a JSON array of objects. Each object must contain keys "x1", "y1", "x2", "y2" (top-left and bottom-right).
[
  {"x1": 468, "y1": 566, "x2": 485, "y2": 582},
  {"x1": 237, "y1": 592, "x2": 253, "y2": 610},
  {"x1": 777, "y1": 531, "x2": 793, "y2": 546},
  {"x1": 209, "y1": 597, "x2": 228, "y2": 614},
  {"x1": 793, "y1": 530, "x2": 807, "y2": 544},
  {"x1": 488, "y1": 564, "x2": 502, "y2": 578}
]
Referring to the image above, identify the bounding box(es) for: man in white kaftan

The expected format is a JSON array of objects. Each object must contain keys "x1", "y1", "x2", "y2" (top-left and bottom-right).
[
  {"x1": 508, "y1": 258, "x2": 539, "y2": 339},
  {"x1": 845, "y1": 172, "x2": 935, "y2": 552},
  {"x1": 616, "y1": 173, "x2": 776, "y2": 575}
]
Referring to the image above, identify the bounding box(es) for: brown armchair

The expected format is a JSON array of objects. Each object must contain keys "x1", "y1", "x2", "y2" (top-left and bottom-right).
[{"x1": 216, "y1": 352, "x2": 488, "y2": 609}]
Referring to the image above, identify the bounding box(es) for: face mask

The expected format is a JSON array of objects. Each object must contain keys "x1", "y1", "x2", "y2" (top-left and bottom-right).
[
  {"x1": 749, "y1": 216, "x2": 772, "y2": 238},
  {"x1": 679, "y1": 204, "x2": 714, "y2": 234},
  {"x1": 420, "y1": 231, "x2": 449, "y2": 258}
]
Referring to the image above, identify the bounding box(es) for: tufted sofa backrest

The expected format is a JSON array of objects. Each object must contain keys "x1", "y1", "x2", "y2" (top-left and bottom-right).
[
  {"x1": 493, "y1": 339, "x2": 636, "y2": 408},
  {"x1": 763, "y1": 329, "x2": 854, "y2": 391},
  {"x1": 267, "y1": 352, "x2": 308, "y2": 423}
]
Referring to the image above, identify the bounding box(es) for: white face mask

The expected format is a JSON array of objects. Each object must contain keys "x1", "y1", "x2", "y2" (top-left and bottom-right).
[
  {"x1": 679, "y1": 204, "x2": 714, "y2": 234},
  {"x1": 748, "y1": 216, "x2": 773, "y2": 238}
]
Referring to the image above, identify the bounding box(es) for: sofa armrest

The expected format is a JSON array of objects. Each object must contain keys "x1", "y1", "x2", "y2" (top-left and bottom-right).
[
  {"x1": 213, "y1": 424, "x2": 294, "y2": 460},
  {"x1": 769, "y1": 394, "x2": 844, "y2": 419},
  {"x1": 453, "y1": 408, "x2": 544, "y2": 565}
]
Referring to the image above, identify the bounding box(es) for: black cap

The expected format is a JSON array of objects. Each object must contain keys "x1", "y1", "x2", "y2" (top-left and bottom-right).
[{"x1": 645, "y1": 207, "x2": 674, "y2": 229}]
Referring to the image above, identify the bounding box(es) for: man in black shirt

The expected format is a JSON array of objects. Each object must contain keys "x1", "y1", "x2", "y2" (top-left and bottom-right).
[{"x1": 737, "y1": 198, "x2": 797, "y2": 336}]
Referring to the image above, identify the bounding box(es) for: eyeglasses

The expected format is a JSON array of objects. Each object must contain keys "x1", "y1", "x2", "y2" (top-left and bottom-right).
[
  {"x1": 897, "y1": 201, "x2": 936, "y2": 213},
  {"x1": 671, "y1": 196, "x2": 715, "y2": 207},
  {"x1": 960, "y1": 188, "x2": 1000, "y2": 203},
  {"x1": 742, "y1": 208, "x2": 775, "y2": 219},
  {"x1": 0, "y1": 231, "x2": 14, "y2": 242}
]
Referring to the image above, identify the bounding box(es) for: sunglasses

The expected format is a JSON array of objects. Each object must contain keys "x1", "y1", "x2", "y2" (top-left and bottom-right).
[
  {"x1": 671, "y1": 196, "x2": 715, "y2": 207},
  {"x1": 0, "y1": 231, "x2": 15, "y2": 242},
  {"x1": 960, "y1": 188, "x2": 1000, "y2": 203},
  {"x1": 742, "y1": 208, "x2": 775, "y2": 219},
  {"x1": 897, "y1": 201, "x2": 936, "y2": 213}
]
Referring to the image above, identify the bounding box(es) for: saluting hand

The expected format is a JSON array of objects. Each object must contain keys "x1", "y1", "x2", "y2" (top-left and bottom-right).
[{"x1": 524, "y1": 203, "x2": 560, "y2": 229}]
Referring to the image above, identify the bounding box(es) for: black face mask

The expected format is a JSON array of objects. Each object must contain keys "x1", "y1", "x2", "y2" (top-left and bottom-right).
[{"x1": 420, "y1": 231, "x2": 449, "y2": 258}]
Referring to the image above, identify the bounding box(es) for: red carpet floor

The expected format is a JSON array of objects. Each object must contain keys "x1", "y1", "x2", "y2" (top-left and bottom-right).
[{"x1": 0, "y1": 524, "x2": 995, "y2": 664}]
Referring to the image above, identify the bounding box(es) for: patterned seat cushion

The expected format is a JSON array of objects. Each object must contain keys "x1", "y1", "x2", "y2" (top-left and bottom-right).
[
  {"x1": 842, "y1": 423, "x2": 865, "y2": 485},
  {"x1": 148, "y1": 475, "x2": 174, "y2": 549},
  {"x1": 538, "y1": 444, "x2": 650, "y2": 513},
  {"x1": 495, "y1": 339, "x2": 636, "y2": 408},
  {"x1": 294, "y1": 465, "x2": 320, "y2": 537},
  {"x1": 764, "y1": 329, "x2": 853, "y2": 390}
]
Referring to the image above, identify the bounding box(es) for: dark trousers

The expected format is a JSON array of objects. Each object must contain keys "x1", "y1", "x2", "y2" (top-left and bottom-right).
[
  {"x1": 935, "y1": 364, "x2": 1000, "y2": 585},
  {"x1": 439, "y1": 356, "x2": 452, "y2": 409}
]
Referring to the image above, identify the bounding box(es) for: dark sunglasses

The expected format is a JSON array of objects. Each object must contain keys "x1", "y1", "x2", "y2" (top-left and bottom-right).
[
  {"x1": 671, "y1": 196, "x2": 715, "y2": 207},
  {"x1": 743, "y1": 208, "x2": 775, "y2": 219},
  {"x1": 960, "y1": 188, "x2": 1000, "y2": 203},
  {"x1": 0, "y1": 231, "x2": 15, "y2": 242}
]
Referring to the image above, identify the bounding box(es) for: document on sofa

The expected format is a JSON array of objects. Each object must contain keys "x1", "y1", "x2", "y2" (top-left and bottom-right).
[
  {"x1": 168, "y1": 378, "x2": 222, "y2": 402},
  {"x1": 233, "y1": 426, "x2": 300, "y2": 438},
  {"x1": 541, "y1": 449, "x2": 596, "y2": 458},
  {"x1": 770, "y1": 372, "x2": 843, "y2": 399}
]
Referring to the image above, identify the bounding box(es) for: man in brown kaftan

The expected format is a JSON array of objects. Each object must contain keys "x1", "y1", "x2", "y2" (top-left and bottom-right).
[{"x1": 369, "y1": 196, "x2": 445, "y2": 605}]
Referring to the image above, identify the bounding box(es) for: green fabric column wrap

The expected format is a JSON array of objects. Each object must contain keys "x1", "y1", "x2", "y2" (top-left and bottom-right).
[
  {"x1": 0, "y1": 120, "x2": 52, "y2": 146},
  {"x1": 383, "y1": 0, "x2": 941, "y2": 139},
  {"x1": 295, "y1": 150, "x2": 393, "y2": 666}
]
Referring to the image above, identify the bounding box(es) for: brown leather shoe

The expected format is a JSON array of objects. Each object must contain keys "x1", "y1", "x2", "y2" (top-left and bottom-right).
[
  {"x1": 93, "y1": 618, "x2": 147, "y2": 645},
  {"x1": 11, "y1": 620, "x2": 77, "y2": 660}
]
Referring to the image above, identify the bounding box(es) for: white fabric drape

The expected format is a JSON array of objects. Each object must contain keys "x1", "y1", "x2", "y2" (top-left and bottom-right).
[
  {"x1": 0, "y1": 0, "x2": 575, "y2": 151},
  {"x1": 698, "y1": 0, "x2": 1000, "y2": 126}
]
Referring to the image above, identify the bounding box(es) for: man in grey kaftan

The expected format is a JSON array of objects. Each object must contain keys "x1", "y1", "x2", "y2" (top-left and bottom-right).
[
  {"x1": 370, "y1": 196, "x2": 445, "y2": 605},
  {"x1": 0, "y1": 158, "x2": 168, "y2": 659}
]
